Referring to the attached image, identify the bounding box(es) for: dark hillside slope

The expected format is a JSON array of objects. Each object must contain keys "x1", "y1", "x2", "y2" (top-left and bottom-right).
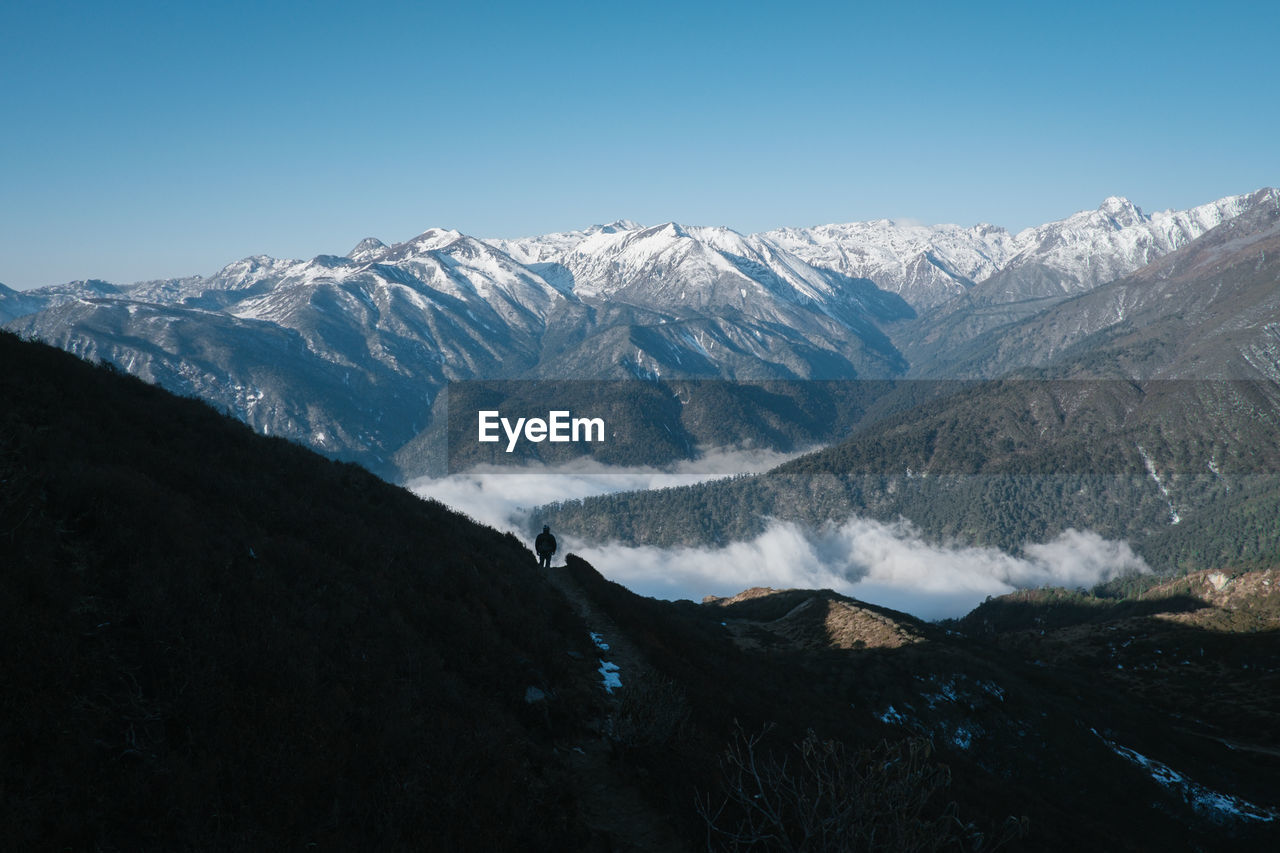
[
  {"x1": 0, "y1": 331, "x2": 593, "y2": 851},
  {"x1": 562, "y1": 558, "x2": 1280, "y2": 850}
]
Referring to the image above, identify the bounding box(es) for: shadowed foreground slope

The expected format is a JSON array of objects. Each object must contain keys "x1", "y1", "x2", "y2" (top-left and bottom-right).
[
  {"x1": 560, "y1": 557, "x2": 1280, "y2": 851},
  {"x1": 0, "y1": 331, "x2": 597, "y2": 850}
]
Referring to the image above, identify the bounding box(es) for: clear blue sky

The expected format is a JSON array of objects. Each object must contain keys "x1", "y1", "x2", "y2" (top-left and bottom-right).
[{"x1": 3, "y1": 0, "x2": 1277, "y2": 290}]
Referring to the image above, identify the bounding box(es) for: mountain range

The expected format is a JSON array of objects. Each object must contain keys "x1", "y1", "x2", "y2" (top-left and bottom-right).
[{"x1": 6, "y1": 187, "x2": 1277, "y2": 478}]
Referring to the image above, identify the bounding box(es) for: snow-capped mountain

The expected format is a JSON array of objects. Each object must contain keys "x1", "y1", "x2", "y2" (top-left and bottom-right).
[
  {"x1": 766, "y1": 189, "x2": 1275, "y2": 313},
  {"x1": 765, "y1": 220, "x2": 1020, "y2": 310},
  {"x1": 927, "y1": 192, "x2": 1280, "y2": 380},
  {"x1": 4, "y1": 188, "x2": 1276, "y2": 477},
  {"x1": 488, "y1": 220, "x2": 641, "y2": 266},
  {"x1": 975, "y1": 189, "x2": 1273, "y2": 302},
  {"x1": 0, "y1": 282, "x2": 47, "y2": 324},
  {"x1": 4, "y1": 220, "x2": 913, "y2": 475},
  {"x1": 890, "y1": 188, "x2": 1280, "y2": 370}
]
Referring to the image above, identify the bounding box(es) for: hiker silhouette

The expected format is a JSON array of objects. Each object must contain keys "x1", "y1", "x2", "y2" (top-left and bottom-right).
[{"x1": 535, "y1": 525, "x2": 557, "y2": 569}]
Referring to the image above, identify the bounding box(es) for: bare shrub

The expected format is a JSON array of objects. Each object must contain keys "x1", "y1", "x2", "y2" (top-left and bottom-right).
[
  {"x1": 699, "y1": 725, "x2": 1025, "y2": 852},
  {"x1": 606, "y1": 673, "x2": 694, "y2": 749}
]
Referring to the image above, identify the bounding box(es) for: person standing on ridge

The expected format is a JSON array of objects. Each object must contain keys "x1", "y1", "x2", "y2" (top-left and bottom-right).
[{"x1": 535, "y1": 525, "x2": 557, "y2": 569}]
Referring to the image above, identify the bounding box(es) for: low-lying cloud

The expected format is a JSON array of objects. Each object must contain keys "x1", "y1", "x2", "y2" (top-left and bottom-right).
[
  {"x1": 405, "y1": 447, "x2": 808, "y2": 532},
  {"x1": 407, "y1": 457, "x2": 1150, "y2": 622},
  {"x1": 573, "y1": 520, "x2": 1149, "y2": 621}
]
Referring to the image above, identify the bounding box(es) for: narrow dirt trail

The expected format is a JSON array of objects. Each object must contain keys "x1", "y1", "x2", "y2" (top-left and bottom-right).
[
  {"x1": 542, "y1": 564, "x2": 693, "y2": 853},
  {"x1": 545, "y1": 564, "x2": 650, "y2": 689}
]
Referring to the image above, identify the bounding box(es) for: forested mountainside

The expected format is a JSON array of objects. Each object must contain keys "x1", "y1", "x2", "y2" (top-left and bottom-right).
[{"x1": 540, "y1": 377, "x2": 1280, "y2": 573}]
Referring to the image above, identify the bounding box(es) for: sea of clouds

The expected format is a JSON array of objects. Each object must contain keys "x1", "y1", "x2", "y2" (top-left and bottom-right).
[{"x1": 407, "y1": 450, "x2": 1149, "y2": 622}]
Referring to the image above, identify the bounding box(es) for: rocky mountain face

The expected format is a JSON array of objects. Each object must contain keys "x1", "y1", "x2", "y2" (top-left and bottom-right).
[
  {"x1": 0, "y1": 282, "x2": 46, "y2": 324},
  {"x1": 765, "y1": 219, "x2": 1020, "y2": 310},
  {"x1": 897, "y1": 188, "x2": 1280, "y2": 371},
  {"x1": 933, "y1": 194, "x2": 1280, "y2": 380},
  {"x1": 5, "y1": 188, "x2": 1277, "y2": 478}
]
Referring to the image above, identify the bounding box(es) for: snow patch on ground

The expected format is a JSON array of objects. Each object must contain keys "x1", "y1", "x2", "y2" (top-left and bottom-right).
[
  {"x1": 1136, "y1": 443, "x2": 1181, "y2": 524},
  {"x1": 598, "y1": 660, "x2": 622, "y2": 693},
  {"x1": 878, "y1": 704, "x2": 907, "y2": 725},
  {"x1": 1093, "y1": 729, "x2": 1278, "y2": 822}
]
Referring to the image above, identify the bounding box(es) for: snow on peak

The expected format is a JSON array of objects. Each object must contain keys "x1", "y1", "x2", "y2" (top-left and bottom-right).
[
  {"x1": 1096, "y1": 196, "x2": 1146, "y2": 227},
  {"x1": 764, "y1": 218, "x2": 1019, "y2": 309},
  {"x1": 685, "y1": 224, "x2": 752, "y2": 252},
  {"x1": 1099, "y1": 196, "x2": 1138, "y2": 215},
  {"x1": 591, "y1": 219, "x2": 642, "y2": 234},
  {"x1": 992, "y1": 190, "x2": 1275, "y2": 295},
  {"x1": 211, "y1": 255, "x2": 299, "y2": 287},
  {"x1": 553, "y1": 218, "x2": 851, "y2": 309},
  {"x1": 638, "y1": 221, "x2": 689, "y2": 241},
  {"x1": 347, "y1": 237, "x2": 388, "y2": 262},
  {"x1": 482, "y1": 222, "x2": 645, "y2": 266},
  {"x1": 402, "y1": 228, "x2": 464, "y2": 254}
]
